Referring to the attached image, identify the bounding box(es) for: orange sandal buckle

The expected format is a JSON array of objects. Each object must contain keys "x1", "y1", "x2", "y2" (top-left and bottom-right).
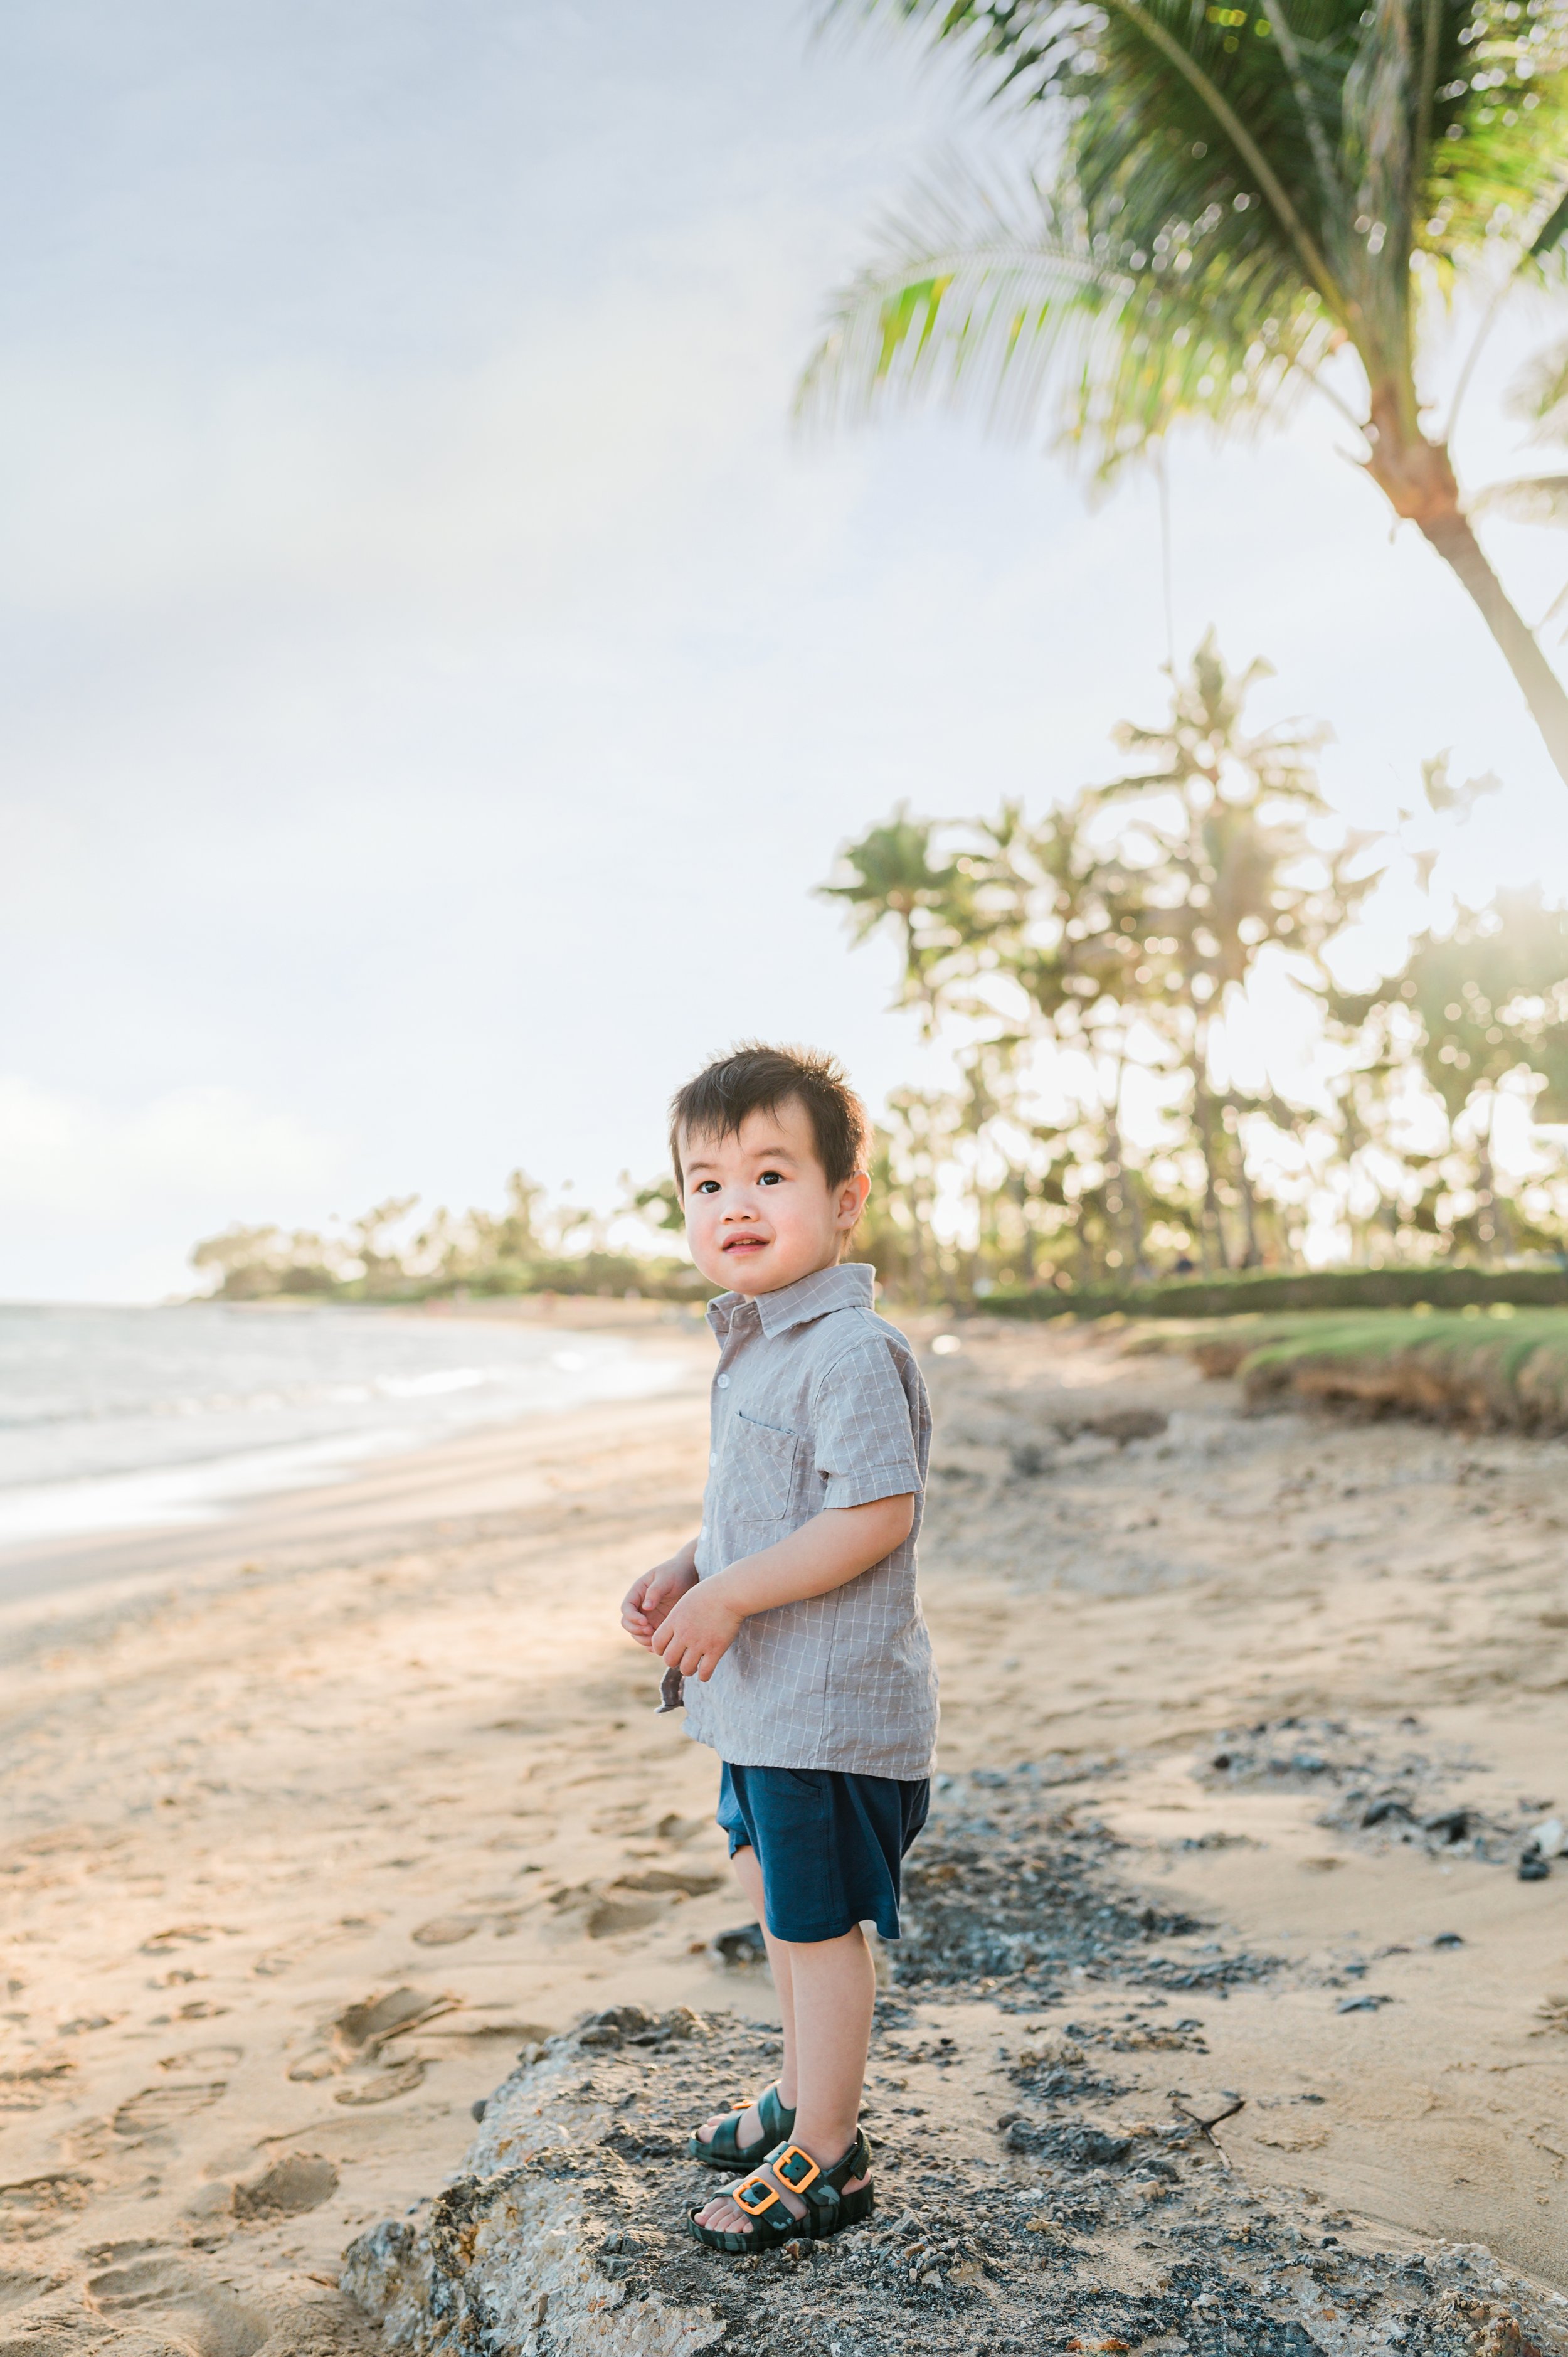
[{"x1": 771, "y1": 2146, "x2": 821, "y2": 2194}]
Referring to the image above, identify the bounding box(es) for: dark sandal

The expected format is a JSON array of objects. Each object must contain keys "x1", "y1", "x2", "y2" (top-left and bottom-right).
[
  {"x1": 687, "y1": 2081, "x2": 796, "y2": 2171},
  {"x1": 689, "y1": 2131, "x2": 874, "y2": 2253}
]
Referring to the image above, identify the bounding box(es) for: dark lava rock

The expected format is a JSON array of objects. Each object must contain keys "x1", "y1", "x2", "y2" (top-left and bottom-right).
[
  {"x1": 709, "y1": 1922, "x2": 767, "y2": 1966},
  {"x1": 1056, "y1": 1407, "x2": 1169, "y2": 1445},
  {"x1": 1002, "y1": 2118, "x2": 1133, "y2": 2166},
  {"x1": 897, "y1": 1780, "x2": 1231, "y2": 1991}
]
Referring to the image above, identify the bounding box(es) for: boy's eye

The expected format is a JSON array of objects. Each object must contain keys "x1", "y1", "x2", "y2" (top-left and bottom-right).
[
  {"x1": 694, "y1": 1179, "x2": 720, "y2": 1195},
  {"x1": 758, "y1": 1169, "x2": 786, "y2": 1186}
]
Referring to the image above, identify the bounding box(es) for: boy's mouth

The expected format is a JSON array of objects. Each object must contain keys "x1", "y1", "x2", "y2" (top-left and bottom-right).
[{"x1": 722, "y1": 1235, "x2": 768, "y2": 1253}]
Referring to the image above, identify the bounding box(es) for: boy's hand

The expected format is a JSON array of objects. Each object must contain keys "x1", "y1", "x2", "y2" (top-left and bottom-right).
[
  {"x1": 621, "y1": 1556, "x2": 700, "y2": 1649},
  {"x1": 650, "y1": 1578, "x2": 744, "y2": 1683}
]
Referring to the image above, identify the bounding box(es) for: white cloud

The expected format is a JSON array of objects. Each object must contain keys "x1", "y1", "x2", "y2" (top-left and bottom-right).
[{"x1": 0, "y1": 1078, "x2": 342, "y2": 1218}]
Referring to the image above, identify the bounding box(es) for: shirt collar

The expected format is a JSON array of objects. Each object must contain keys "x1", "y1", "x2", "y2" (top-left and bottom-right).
[{"x1": 706, "y1": 1260, "x2": 875, "y2": 1341}]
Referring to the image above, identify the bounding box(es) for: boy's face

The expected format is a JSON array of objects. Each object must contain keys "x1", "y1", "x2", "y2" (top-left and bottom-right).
[{"x1": 679, "y1": 1098, "x2": 870, "y2": 1296}]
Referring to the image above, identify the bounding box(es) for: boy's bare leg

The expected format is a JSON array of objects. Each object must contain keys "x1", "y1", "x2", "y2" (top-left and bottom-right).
[
  {"x1": 694, "y1": 1907, "x2": 874, "y2": 2235},
  {"x1": 697, "y1": 1844, "x2": 797, "y2": 2149}
]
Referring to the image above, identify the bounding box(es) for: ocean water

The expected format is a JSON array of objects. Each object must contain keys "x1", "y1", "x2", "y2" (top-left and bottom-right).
[{"x1": 0, "y1": 1302, "x2": 691, "y2": 1551}]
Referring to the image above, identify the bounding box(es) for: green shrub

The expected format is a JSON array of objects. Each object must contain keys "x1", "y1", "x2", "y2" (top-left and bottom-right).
[{"x1": 988, "y1": 1264, "x2": 1568, "y2": 1321}]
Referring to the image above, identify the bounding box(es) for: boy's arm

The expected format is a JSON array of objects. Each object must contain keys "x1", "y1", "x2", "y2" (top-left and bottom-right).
[{"x1": 649, "y1": 1494, "x2": 915, "y2": 1683}]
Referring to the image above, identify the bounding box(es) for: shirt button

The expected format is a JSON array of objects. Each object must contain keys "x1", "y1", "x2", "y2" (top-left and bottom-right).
[
  {"x1": 709, "y1": 1452, "x2": 717, "y2": 1467},
  {"x1": 717, "y1": 1374, "x2": 730, "y2": 1388}
]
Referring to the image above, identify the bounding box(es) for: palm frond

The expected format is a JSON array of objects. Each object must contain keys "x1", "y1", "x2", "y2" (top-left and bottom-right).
[
  {"x1": 1503, "y1": 334, "x2": 1568, "y2": 432},
  {"x1": 1472, "y1": 471, "x2": 1568, "y2": 524},
  {"x1": 798, "y1": 167, "x2": 1123, "y2": 438},
  {"x1": 815, "y1": 0, "x2": 1568, "y2": 428},
  {"x1": 800, "y1": 146, "x2": 1330, "y2": 472}
]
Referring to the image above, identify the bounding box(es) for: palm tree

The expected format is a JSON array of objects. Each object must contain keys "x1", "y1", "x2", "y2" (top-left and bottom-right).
[
  {"x1": 823, "y1": 636, "x2": 1379, "y2": 1265},
  {"x1": 803, "y1": 0, "x2": 1568, "y2": 784}
]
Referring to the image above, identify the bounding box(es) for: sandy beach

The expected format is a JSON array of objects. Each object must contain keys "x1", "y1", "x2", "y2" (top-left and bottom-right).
[{"x1": 4, "y1": 1314, "x2": 1568, "y2": 2355}]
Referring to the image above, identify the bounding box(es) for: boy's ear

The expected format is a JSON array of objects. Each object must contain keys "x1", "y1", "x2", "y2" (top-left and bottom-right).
[{"x1": 836, "y1": 1169, "x2": 872, "y2": 1230}]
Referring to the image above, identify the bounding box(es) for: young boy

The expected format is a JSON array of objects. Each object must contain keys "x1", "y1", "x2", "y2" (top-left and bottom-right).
[{"x1": 620, "y1": 1044, "x2": 937, "y2": 2253}]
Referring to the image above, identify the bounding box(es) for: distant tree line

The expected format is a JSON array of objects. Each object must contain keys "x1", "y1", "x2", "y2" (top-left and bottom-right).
[
  {"x1": 191, "y1": 1171, "x2": 709, "y2": 1305},
  {"x1": 193, "y1": 641, "x2": 1568, "y2": 1312}
]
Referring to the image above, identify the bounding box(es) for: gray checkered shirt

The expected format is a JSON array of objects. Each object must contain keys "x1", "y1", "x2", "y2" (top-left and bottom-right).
[{"x1": 677, "y1": 1261, "x2": 937, "y2": 1780}]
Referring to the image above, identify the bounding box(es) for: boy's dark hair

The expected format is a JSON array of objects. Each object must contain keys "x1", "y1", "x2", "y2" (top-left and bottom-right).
[{"x1": 670, "y1": 1044, "x2": 870, "y2": 1192}]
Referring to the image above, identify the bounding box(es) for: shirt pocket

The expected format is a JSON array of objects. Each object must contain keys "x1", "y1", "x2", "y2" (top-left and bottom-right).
[{"x1": 728, "y1": 1409, "x2": 803, "y2": 1523}]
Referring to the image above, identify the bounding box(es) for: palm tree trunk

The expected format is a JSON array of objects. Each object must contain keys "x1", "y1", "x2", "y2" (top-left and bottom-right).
[
  {"x1": 1421, "y1": 506, "x2": 1568, "y2": 788},
  {"x1": 1188, "y1": 1016, "x2": 1230, "y2": 1271},
  {"x1": 1364, "y1": 396, "x2": 1568, "y2": 788},
  {"x1": 1475, "y1": 1093, "x2": 1512, "y2": 1262},
  {"x1": 1236, "y1": 1154, "x2": 1263, "y2": 1268}
]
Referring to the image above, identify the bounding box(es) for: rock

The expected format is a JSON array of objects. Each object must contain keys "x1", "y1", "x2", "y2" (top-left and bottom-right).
[
  {"x1": 1004, "y1": 2118, "x2": 1133, "y2": 2166},
  {"x1": 337, "y1": 1977, "x2": 1567, "y2": 2357},
  {"x1": 342, "y1": 2013, "x2": 729, "y2": 2357},
  {"x1": 1432, "y1": 1931, "x2": 1465, "y2": 1948},
  {"x1": 708, "y1": 1922, "x2": 767, "y2": 1967},
  {"x1": 1530, "y1": 1814, "x2": 1567, "y2": 1858},
  {"x1": 1421, "y1": 1808, "x2": 1471, "y2": 1843},
  {"x1": 1518, "y1": 1854, "x2": 1552, "y2": 1881}
]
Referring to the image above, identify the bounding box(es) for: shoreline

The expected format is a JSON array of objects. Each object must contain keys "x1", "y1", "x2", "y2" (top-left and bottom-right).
[{"x1": 0, "y1": 1319, "x2": 712, "y2": 1610}]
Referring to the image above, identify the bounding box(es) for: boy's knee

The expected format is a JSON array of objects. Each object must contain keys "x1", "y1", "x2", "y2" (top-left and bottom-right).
[{"x1": 776, "y1": 1921, "x2": 867, "y2": 1957}]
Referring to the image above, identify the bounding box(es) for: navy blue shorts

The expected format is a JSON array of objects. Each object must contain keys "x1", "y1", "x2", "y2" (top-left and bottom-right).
[{"x1": 716, "y1": 1762, "x2": 930, "y2": 1944}]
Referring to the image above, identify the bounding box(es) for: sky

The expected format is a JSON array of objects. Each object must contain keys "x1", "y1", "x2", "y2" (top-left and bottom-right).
[{"x1": 8, "y1": 0, "x2": 1568, "y2": 1302}]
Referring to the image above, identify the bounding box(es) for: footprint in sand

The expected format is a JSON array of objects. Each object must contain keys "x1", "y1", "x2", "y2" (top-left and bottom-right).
[
  {"x1": 138, "y1": 1926, "x2": 236, "y2": 1957},
  {"x1": 230, "y1": 2154, "x2": 337, "y2": 2220},
  {"x1": 112, "y1": 2083, "x2": 228, "y2": 2137},
  {"x1": 0, "y1": 2063, "x2": 75, "y2": 2114},
  {"x1": 409, "y1": 1914, "x2": 488, "y2": 1945},
  {"x1": 252, "y1": 1915, "x2": 386, "y2": 1977},
  {"x1": 0, "y1": 2174, "x2": 92, "y2": 2240},
  {"x1": 156, "y1": 2046, "x2": 243, "y2": 2074},
  {"x1": 86, "y1": 2250, "x2": 268, "y2": 2357},
  {"x1": 288, "y1": 1986, "x2": 453, "y2": 2085},
  {"x1": 612, "y1": 1868, "x2": 723, "y2": 1898},
  {"x1": 544, "y1": 1868, "x2": 722, "y2": 1941},
  {"x1": 0, "y1": 2269, "x2": 58, "y2": 2312},
  {"x1": 332, "y1": 2058, "x2": 426, "y2": 2105}
]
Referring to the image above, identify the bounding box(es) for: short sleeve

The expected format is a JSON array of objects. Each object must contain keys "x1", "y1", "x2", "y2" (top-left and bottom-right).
[{"x1": 812, "y1": 1338, "x2": 922, "y2": 1511}]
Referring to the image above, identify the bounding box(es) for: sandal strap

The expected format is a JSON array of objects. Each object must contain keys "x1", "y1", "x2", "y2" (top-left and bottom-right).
[
  {"x1": 691, "y1": 2130, "x2": 873, "y2": 2254},
  {"x1": 691, "y1": 2083, "x2": 795, "y2": 2168},
  {"x1": 695, "y1": 2092, "x2": 756, "y2": 2162},
  {"x1": 756, "y1": 2084, "x2": 795, "y2": 2142},
  {"x1": 733, "y1": 2131, "x2": 872, "y2": 2227}
]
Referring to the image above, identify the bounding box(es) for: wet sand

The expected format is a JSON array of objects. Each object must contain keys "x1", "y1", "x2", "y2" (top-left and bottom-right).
[{"x1": 3, "y1": 1316, "x2": 1567, "y2": 2355}]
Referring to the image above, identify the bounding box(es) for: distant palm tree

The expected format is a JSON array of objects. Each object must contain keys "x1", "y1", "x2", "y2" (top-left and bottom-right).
[{"x1": 803, "y1": 0, "x2": 1568, "y2": 784}]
